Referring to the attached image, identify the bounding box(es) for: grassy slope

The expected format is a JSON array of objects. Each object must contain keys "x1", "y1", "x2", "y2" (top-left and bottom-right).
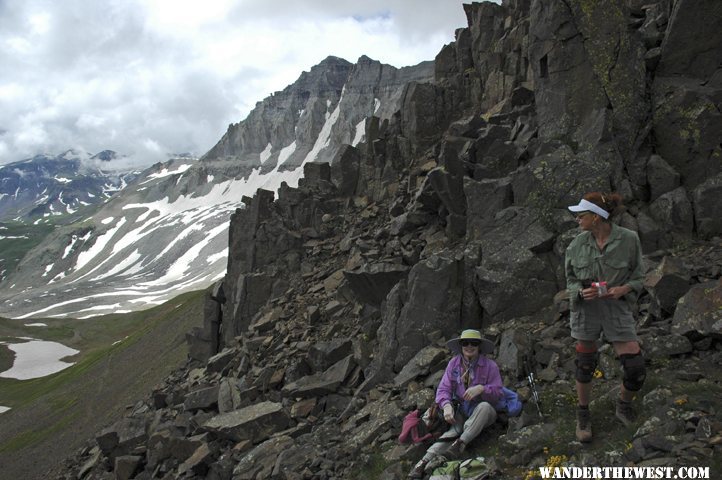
[
  {"x1": 0, "y1": 221, "x2": 57, "y2": 281},
  {"x1": 0, "y1": 289, "x2": 205, "y2": 480}
]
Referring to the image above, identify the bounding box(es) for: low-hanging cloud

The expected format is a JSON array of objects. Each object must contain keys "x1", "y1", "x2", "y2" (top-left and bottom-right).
[{"x1": 0, "y1": 0, "x2": 475, "y2": 168}]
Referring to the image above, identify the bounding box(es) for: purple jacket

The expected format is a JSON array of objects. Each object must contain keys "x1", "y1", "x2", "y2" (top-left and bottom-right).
[{"x1": 436, "y1": 354, "x2": 503, "y2": 417}]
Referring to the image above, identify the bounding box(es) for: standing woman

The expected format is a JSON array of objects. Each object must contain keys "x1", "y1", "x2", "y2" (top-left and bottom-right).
[
  {"x1": 408, "y1": 329, "x2": 502, "y2": 478},
  {"x1": 565, "y1": 192, "x2": 646, "y2": 443}
]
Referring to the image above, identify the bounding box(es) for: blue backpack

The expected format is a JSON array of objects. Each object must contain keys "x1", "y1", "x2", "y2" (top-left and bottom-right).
[{"x1": 494, "y1": 387, "x2": 522, "y2": 417}]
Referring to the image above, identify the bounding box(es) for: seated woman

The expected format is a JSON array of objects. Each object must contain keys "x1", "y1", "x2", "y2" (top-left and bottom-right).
[{"x1": 408, "y1": 329, "x2": 503, "y2": 478}]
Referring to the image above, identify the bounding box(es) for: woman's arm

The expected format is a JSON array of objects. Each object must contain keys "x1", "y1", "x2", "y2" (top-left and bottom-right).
[
  {"x1": 626, "y1": 232, "x2": 644, "y2": 294},
  {"x1": 435, "y1": 359, "x2": 456, "y2": 408},
  {"x1": 565, "y1": 243, "x2": 584, "y2": 308},
  {"x1": 479, "y1": 360, "x2": 503, "y2": 404}
]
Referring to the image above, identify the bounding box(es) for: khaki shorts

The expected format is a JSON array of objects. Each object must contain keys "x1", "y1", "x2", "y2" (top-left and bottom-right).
[{"x1": 570, "y1": 299, "x2": 638, "y2": 342}]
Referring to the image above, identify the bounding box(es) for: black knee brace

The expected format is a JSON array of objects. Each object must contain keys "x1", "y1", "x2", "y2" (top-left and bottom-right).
[
  {"x1": 575, "y1": 350, "x2": 598, "y2": 384},
  {"x1": 620, "y1": 352, "x2": 646, "y2": 391}
]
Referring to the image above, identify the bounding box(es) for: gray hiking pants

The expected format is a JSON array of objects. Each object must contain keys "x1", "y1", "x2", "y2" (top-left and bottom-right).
[{"x1": 422, "y1": 401, "x2": 497, "y2": 461}]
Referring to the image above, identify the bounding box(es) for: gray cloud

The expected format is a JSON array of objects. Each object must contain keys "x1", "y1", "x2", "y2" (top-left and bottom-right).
[{"x1": 0, "y1": 0, "x2": 476, "y2": 167}]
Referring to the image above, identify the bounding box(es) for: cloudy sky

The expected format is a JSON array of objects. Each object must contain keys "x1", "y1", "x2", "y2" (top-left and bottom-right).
[{"x1": 0, "y1": 0, "x2": 475, "y2": 167}]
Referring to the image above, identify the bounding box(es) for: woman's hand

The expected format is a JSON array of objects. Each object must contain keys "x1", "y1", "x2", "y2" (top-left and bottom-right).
[
  {"x1": 580, "y1": 287, "x2": 599, "y2": 301},
  {"x1": 601, "y1": 285, "x2": 632, "y2": 300},
  {"x1": 443, "y1": 404, "x2": 455, "y2": 424},
  {"x1": 463, "y1": 384, "x2": 484, "y2": 401}
]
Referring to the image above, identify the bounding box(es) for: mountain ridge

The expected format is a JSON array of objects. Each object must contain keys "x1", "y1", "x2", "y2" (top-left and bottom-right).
[{"x1": 0, "y1": 55, "x2": 436, "y2": 319}]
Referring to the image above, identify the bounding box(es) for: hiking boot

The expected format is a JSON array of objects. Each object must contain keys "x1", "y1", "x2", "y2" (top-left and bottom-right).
[
  {"x1": 445, "y1": 438, "x2": 466, "y2": 459},
  {"x1": 615, "y1": 399, "x2": 636, "y2": 427},
  {"x1": 408, "y1": 459, "x2": 428, "y2": 479},
  {"x1": 575, "y1": 406, "x2": 592, "y2": 443}
]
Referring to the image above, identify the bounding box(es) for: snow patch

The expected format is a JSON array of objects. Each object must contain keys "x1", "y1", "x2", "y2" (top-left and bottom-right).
[
  {"x1": 141, "y1": 164, "x2": 193, "y2": 184},
  {"x1": 72, "y1": 218, "x2": 127, "y2": 273},
  {"x1": 259, "y1": 143, "x2": 273, "y2": 164},
  {"x1": 0, "y1": 339, "x2": 79, "y2": 380},
  {"x1": 352, "y1": 118, "x2": 366, "y2": 146},
  {"x1": 277, "y1": 141, "x2": 297, "y2": 166},
  {"x1": 42, "y1": 263, "x2": 54, "y2": 277}
]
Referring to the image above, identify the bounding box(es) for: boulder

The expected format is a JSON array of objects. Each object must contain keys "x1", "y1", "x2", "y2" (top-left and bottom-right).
[
  {"x1": 343, "y1": 394, "x2": 404, "y2": 450},
  {"x1": 497, "y1": 329, "x2": 533, "y2": 378},
  {"x1": 693, "y1": 174, "x2": 722, "y2": 239},
  {"x1": 183, "y1": 385, "x2": 220, "y2": 412},
  {"x1": 511, "y1": 143, "x2": 615, "y2": 212},
  {"x1": 222, "y1": 272, "x2": 276, "y2": 346},
  {"x1": 392, "y1": 255, "x2": 463, "y2": 372},
  {"x1": 331, "y1": 144, "x2": 361, "y2": 196},
  {"x1": 114, "y1": 455, "x2": 142, "y2": 480},
  {"x1": 393, "y1": 346, "x2": 447, "y2": 388},
  {"x1": 202, "y1": 401, "x2": 291, "y2": 444},
  {"x1": 643, "y1": 256, "x2": 691, "y2": 316},
  {"x1": 464, "y1": 176, "x2": 513, "y2": 239},
  {"x1": 232, "y1": 436, "x2": 295, "y2": 480},
  {"x1": 649, "y1": 187, "x2": 694, "y2": 234},
  {"x1": 652, "y1": 77, "x2": 722, "y2": 189},
  {"x1": 307, "y1": 339, "x2": 354, "y2": 372},
  {"x1": 282, "y1": 355, "x2": 355, "y2": 398},
  {"x1": 206, "y1": 348, "x2": 236, "y2": 373},
  {"x1": 474, "y1": 207, "x2": 558, "y2": 322},
  {"x1": 96, "y1": 418, "x2": 147, "y2": 458},
  {"x1": 178, "y1": 442, "x2": 215, "y2": 476},
  {"x1": 343, "y1": 263, "x2": 410, "y2": 307},
  {"x1": 643, "y1": 334, "x2": 693, "y2": 359},
  {"x1": 656, "y1": 0, "x2": 722, "y2": 81},
  {"x1": 498, "y1": 423, "x2": 557, "y2": 465},
  {"x1": 401, "y1": 82, "x2": 447, "y2": 153},
  {"x1": 217, "y1": 378, "x2": 243, "y2": 413},
  {"x1": 428, "y1": 166, "x2": 465, "y2": 216},
  {"x1": 636, "y1": 210, "x2": 668, "y2": 253},
  {"x1": 271, "y1": 443, "x2": 318, "y2": 479},
  {"x1": 672, "y1": 279, "x2": 722, "y2": 340},
  {"x1": 647, "y1": 155, "x2": 680, "y2": 201}
]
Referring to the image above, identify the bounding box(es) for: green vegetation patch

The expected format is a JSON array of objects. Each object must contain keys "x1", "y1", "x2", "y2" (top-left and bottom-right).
[
  {"x1": 0, "y1": 289, "x2": 205, "y2": 410},
  {"x1": 0, "y1": 410, "x2": 81, "y2": 454},
  {"x1": 0, "y1": 221, "x2": 57, "y2": 280},
  {"x1": 0, "y1": 288, "x2": 205, "y2": 458}
]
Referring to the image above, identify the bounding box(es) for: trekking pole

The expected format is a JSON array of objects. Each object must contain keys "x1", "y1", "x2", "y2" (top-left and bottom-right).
[{"x1": 525, "y1": 357, "x2": 543, "y2": 418}]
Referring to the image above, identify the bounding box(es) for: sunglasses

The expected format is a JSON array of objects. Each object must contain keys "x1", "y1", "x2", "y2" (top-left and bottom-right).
[{"x1": 460, "y1": 340, "x2": 481, "y2": 347}]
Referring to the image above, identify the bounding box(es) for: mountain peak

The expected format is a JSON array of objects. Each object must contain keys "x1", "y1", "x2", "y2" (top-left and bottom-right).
[{"x1": 91, "y1": 150, "x2": 118, "y2": 161}]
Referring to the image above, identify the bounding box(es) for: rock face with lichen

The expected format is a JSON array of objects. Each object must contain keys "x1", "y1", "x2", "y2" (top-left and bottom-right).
[{"x1": 58, "y1": 1, "x2": 722, "y2": 479}]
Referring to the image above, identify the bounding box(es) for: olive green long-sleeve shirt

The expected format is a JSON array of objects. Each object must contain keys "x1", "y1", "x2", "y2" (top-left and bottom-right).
[{"x1": 565, "y1": 223, "x2": 644, "y2": 311}]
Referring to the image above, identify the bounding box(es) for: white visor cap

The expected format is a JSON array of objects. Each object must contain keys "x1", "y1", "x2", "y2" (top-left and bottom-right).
[{"x1": 567, "y1": 198, "x2": 609, "y2": 219}]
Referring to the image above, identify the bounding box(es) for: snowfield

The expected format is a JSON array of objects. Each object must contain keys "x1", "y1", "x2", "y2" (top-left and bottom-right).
[
  {"x1": 0, "y1": 339, "x2": 79, "y2": 380},
  {"x1": 0, "y1": 98, "x2": 361, "y2": 319}
]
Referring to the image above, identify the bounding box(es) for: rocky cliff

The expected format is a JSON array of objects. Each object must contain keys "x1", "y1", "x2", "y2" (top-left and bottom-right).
[{"x1": 59, "y1": 0, "x2": 722, "y2": 479}]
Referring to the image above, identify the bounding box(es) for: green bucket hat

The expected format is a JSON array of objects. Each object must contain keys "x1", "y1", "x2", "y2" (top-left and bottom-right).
[{"x1": 446, "y1": 329, "x2": 495, "y2": 355}]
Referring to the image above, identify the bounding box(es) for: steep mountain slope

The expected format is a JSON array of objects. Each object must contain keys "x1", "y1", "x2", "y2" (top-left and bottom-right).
[
  {"x1": 0, "y1": 57, "x2": 434, "y2": 319},
  {"x1": 51, "y1": 0, "x2": 722, "y2": 479},
  {"x1": 0, "y1": 150, "x2": 140, "y2": 283}
]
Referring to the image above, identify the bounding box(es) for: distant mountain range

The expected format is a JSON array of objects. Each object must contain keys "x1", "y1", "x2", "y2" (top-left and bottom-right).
[
  {"x1": 0, "y1": 150, "x2": 140, "y2": 223},
  {"x1": 0, "y1": 56, "x2": 432, "y2": 319}
]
